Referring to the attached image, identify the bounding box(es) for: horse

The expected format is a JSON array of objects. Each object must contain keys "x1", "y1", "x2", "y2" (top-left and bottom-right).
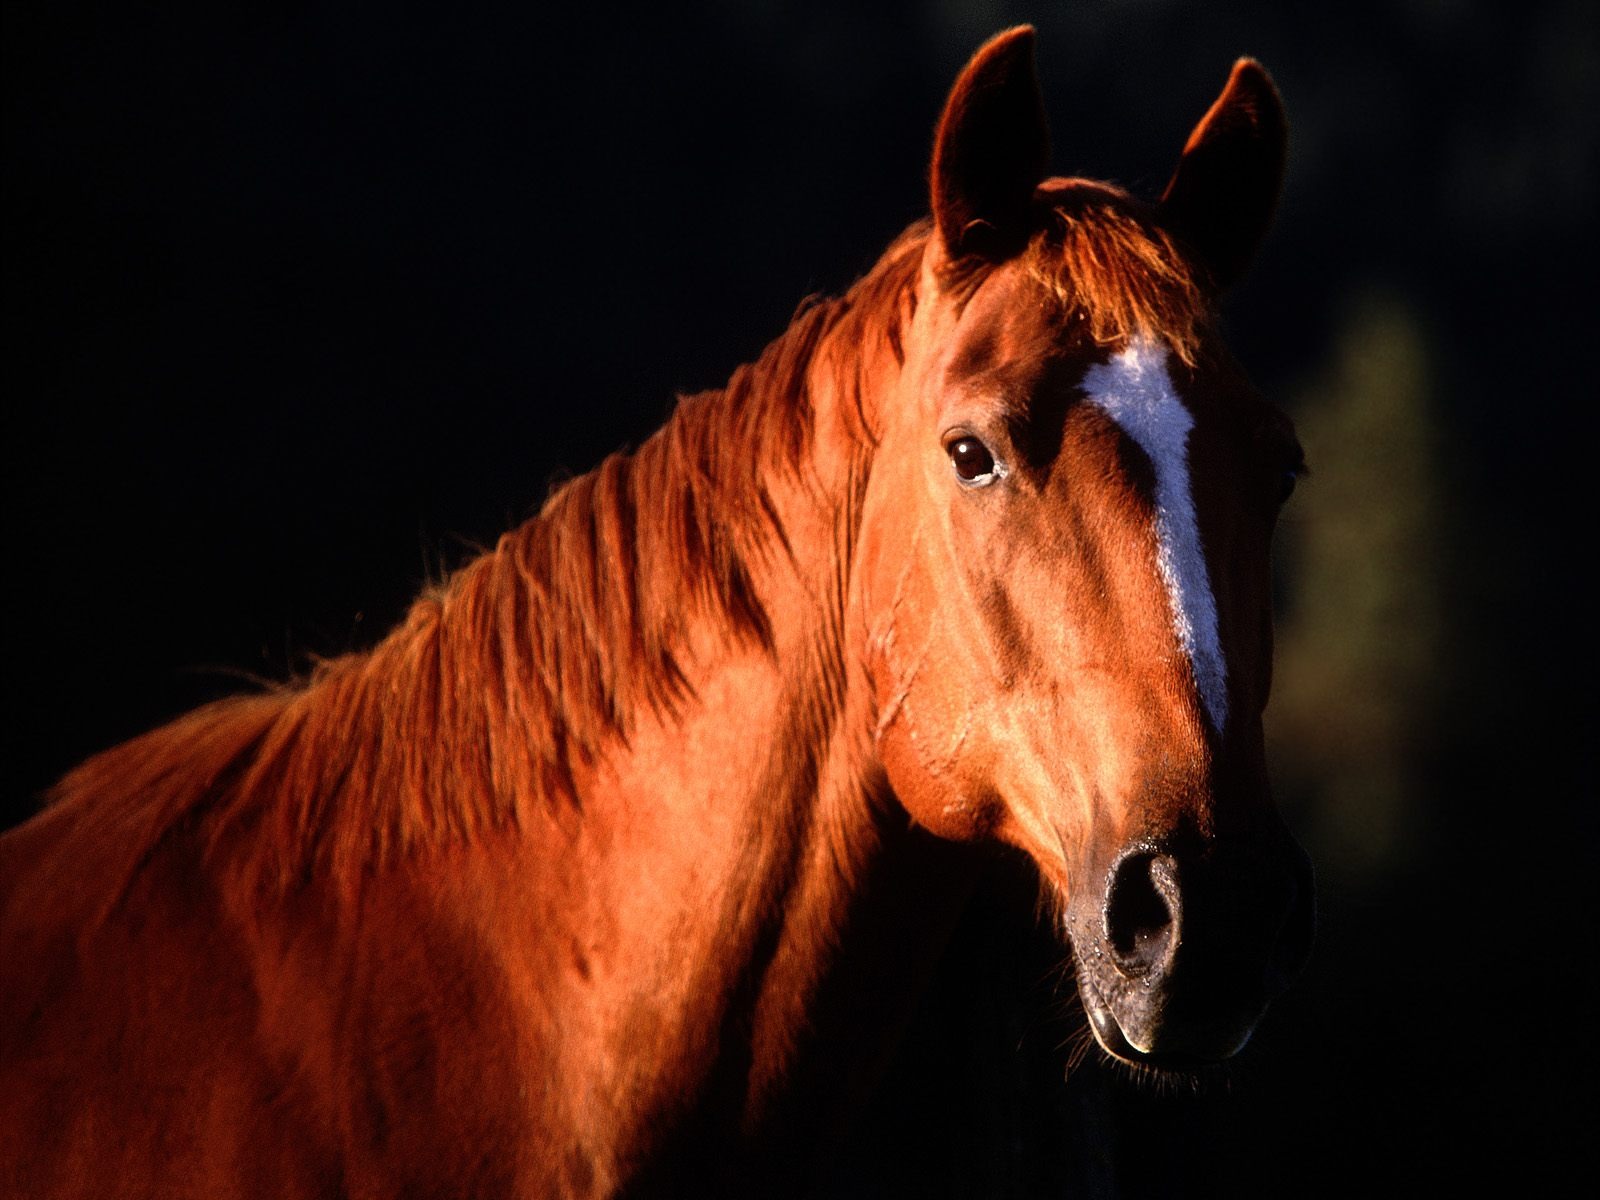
[{"x1": 1, "y1": 27, "x2": 1313, "y2": 1197}]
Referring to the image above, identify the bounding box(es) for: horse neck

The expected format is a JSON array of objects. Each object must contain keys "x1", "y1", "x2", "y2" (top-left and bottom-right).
[
  {"x1": 503, "y1": 239, "x2": 977, "y2": 1155},
  {"x1": 200, "y1": 230, "x2": 969, "y2": 1163}
]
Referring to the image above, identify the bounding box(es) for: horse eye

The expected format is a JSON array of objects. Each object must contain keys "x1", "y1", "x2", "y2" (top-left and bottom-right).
[{"x1": 947, "y1": 436, "x2": 997, "y2": 485}]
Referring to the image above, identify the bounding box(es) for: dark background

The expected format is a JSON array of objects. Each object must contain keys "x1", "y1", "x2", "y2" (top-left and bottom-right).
[{"x1": 5, "y1": 1, "x2": 1595, "y2": 1194}]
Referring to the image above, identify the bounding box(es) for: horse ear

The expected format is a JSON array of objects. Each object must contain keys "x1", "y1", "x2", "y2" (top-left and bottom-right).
[
  {"x1": 1158, "y1": 59, "x2": 1286, "y2": 291},
  {"x1": 930, "y1": 26, "x2": 1051, "y2": 262}
]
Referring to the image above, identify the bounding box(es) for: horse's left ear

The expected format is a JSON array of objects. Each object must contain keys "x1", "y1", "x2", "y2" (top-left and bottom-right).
[
  {"x1": 930, "y1": 26, "x2": 1051, "y2": 262},
  {"x1": 1158, "y1": 59, "x2": 1286, "y2": 291}
]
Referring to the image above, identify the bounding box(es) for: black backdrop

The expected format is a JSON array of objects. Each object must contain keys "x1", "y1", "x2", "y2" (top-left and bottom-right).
[{"x1": 5, "y1": 1, "x2": 1595, "y2": 1194}]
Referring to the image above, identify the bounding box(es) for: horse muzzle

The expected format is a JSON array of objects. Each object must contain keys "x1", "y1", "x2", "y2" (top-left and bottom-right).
[{"x1": 1065, "y1": 835, "x2": 1314, "y2": 1068}]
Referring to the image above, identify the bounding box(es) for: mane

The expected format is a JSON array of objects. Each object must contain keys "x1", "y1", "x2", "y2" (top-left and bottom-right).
[
  {"x1": 33, "y1": 191, "x2": 1209, "y2": 915},
  {"x1": 35, "y1": 225, "x2": 927, "y2": 914}
]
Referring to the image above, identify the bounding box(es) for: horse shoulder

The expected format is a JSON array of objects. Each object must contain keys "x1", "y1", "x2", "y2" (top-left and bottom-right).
[
  {"x1": 255, "y1": 830, "x2": 619, "y2": 1197},
  {"x1": 1, "y1": 787, "x2": 337, "y2": 1197}
]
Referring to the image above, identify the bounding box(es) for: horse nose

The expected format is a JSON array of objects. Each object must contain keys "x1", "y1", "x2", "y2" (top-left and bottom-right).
[
  {"x1": 1078, "y1": 828, "x2": 1315, "y2": 1062},
  {"x1": 1102, "y1": 839, "x2": 1313, "y2": 991},
  {"x1": 1103, "y1": 849, "x2": 1183, "y2": 978}
]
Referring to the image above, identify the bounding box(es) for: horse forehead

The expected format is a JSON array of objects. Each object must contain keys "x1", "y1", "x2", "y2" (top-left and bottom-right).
[
  {"x1": 1079, "y1": 339, "x2": 1196, "y2": 444},
  {"x1": 935, "y1": 269, "x2": 1067, "y2": 384},
  {"x1": 1078, "y1": 337, "x2": 1231, "y2": 732},
  {"x1": 935, "y1": 274, "x2": 1205, "y2": 410}
]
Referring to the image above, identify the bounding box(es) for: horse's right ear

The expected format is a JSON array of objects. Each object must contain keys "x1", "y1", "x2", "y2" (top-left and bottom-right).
[{"x1": 930, "y1": 26, "x2": 1051, "y2": 263}]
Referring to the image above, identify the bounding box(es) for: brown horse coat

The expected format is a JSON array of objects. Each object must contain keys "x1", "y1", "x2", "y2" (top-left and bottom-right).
[{"x1": 1, "y1": 28, "x2": 1311, "y2": 1197}]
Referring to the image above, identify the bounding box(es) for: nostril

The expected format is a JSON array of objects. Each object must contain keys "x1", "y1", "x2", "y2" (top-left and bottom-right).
[{"x1": 1104, "y1": 852, "x2": 1181, "y2": 976}]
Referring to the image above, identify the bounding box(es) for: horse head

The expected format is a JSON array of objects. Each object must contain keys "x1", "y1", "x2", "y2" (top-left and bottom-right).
[{"x1": 857, "y1": 28, "x2": 1313, "y2": 1070}]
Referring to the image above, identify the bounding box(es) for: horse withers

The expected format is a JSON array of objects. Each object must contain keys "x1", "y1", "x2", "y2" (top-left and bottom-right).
[{"x1": 1, "y1": 27, "x2": 1312, "y2": 1196}]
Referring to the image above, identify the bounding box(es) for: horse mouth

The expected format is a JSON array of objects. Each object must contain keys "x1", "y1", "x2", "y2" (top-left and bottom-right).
[{"x1": 1074, "y1": 967, "x2": 1251, "y2": 1075}]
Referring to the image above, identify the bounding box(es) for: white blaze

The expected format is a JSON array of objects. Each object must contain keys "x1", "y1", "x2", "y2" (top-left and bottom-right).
[{"x1": 1080, "y1": 339, "x2": 1229, "y2": 731}]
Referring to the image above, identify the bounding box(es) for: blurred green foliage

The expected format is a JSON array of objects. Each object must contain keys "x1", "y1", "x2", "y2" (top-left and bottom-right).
[{"x1": 1270, "y1": 292, "x2": 1447, "y2": 885}]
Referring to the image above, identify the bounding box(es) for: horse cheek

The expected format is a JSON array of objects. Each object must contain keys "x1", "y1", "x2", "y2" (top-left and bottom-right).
[{"x1": 870, "y1": 589, "x2": 1000, "y2": 841}]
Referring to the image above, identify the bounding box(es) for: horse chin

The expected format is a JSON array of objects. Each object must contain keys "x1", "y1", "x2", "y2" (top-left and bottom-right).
[{"x1": 1072, "y1": 964, "x2": 1253, "y2": 1078}]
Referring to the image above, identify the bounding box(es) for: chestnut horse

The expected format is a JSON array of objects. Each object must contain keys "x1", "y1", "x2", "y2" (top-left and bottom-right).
[{"x1": 1, "y1": 28, "x2": 1312, "y2": 1197}]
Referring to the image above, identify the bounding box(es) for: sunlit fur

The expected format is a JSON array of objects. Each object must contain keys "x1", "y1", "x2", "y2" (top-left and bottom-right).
[
  {"x1": 11, "y1": 196, "x2": 1204, "y2": 917},
  {"x1": 0, "y1": 29, "x2": 1302, "y2": 1196},
  {"x1": 1023, "y1": 181, "x2": 1210, "y2": 368}
]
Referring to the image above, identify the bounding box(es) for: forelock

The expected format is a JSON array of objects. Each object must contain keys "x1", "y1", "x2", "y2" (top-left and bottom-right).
[{"x1": 1022, "y1": 181, "x2": 1212, "y2": 366}]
